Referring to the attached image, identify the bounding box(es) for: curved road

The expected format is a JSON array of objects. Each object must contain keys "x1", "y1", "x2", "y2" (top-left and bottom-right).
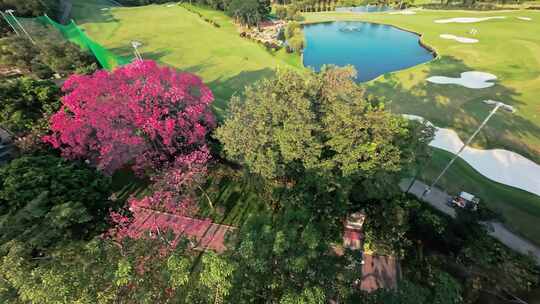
[{"x1": 400, "y1": 179, "x2": 540, "y2": 265}]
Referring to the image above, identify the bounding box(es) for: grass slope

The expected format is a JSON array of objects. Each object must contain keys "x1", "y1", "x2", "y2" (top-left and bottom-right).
[
  {"x1": 304, "y1": 10, "x2": 540, "y2": 164},
  {"x1": 72, "y1": 2, "x2": 302, "y2": 119},
  {"x1": 421, "y1": 149, "x2": 540, "y2": 246}
]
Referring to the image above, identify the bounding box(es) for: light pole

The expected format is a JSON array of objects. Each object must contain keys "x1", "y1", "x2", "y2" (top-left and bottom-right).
[
  {"x1": 421, "y1": 100, "x2": 515, "y2": 198},
  {"x1": 131, "y1": 41, "x2": 143, "y2": 62},
  {"x1": 5, "y1": 9, "x2": 36, "y2": 44},
  {"x1": 0, "y1": 11, "x2": 21, "y2": 36}
]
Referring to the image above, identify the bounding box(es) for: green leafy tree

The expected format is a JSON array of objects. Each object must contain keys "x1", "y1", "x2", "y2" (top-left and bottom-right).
[
  {"x1": 0, "y1": 23, "x2": 97, "y2": 78},
  {"x1": 0, "y1": 35, "x2": 42, "y2": 74},
  {"x1": 0, "y1": 239, "x2": 118, "y2": 304},
  {"x1": 362, "y1": 196, "x2": 415, "y2": 256},
  {"x1": 0, "y1": 77, "x2": 60, "y2": 134},
  {"x1": 224, "y1": 205, "x2": 355, "y2": 303},
  {"x1": 0, "y1": 155, "x2": 112, "y2": 251},
  {"x1": 227, "y1": 0, "x2": 268, "y2": 27},
  {"x1": 0, "y1": 0, "x2": 58, "y2": 18},
  {"x1": 0, "y1": 237, "x2": 235, "y2": 304},
  {"x1": 216, "y1": 67, "x2": 429, "y2": 185}
]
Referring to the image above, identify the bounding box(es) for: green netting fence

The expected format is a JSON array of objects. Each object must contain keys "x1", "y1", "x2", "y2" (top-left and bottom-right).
[
  {"x1": 37, "y1": 15, "x2": 132, "y2": 70},
  {"x1": 2, "y1": 13, "x2": 132, "y2": 71}
]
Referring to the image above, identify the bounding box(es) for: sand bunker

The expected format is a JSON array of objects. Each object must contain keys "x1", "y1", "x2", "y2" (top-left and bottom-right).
[
  {"x1": 389, "y1": 10, "x2": 416, "y2": 15},
  {"x1": 517, "y1": 17, "x2": 532, "y2": 21},
  {"x1": 440, "y1": 34, "x2": 479, "y2": 44},
  {"x1": 427, "y1": 71, "x2": 497, "y2": 89},
  {"x1": 435, "y1": 16, "x2": 506, "y2": 23},
  {"x1": 404, "y1": 114, "x2": 540, "y2": 196},
  {"x1": 100, "y1": 7, "x2": 110, "y2": 11}
]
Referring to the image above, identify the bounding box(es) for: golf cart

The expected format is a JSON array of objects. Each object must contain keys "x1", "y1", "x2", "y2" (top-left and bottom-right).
[{"x1": 448, "y1": 191, "x2": 479, "y2": 211}]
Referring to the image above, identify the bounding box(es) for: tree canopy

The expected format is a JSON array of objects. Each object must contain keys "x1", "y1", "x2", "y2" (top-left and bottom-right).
[
  {"x1": 227, "y1": 0, "x2": 270, "y2": 27},
  {"x1": 223, "y1": 204, "x2": 358, "y2": 303},
  {"x1": 216, "y1": 66, "x2": 431, "y2": 184},
  {"x1": 0, "y1": 237, "x2": 235, "y2": 304},
  {"x1": 0, "y1": 0, "x2": 58, "y2": 18},
  {"x1": 0, "y1": 155, "x2": 112, "y2": 251},
  {"x1": 0, "y1": 23, "x2": 97, "y2": 78},
  {"x1": 0, "y1": 77, "x2": 60, "y2": 135}
]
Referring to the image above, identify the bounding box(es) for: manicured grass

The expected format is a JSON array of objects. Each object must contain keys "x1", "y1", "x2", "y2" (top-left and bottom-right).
[
  {"x1": 303, "y1": 10, "x2": 540, "y2": 164},
  {"x1": 419, "y1": 148, "x2": 540, "y2": 246},
  {"x1": 71, "y1": 1, "x2": 302, "y2": 119}
]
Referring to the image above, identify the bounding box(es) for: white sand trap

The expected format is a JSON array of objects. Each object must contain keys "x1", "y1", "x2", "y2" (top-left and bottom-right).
[
  {"x1": 100, "y1": 7, "x2": 110, "y2": 11},
  {"x1": 435, "y1": 16, "x2": 506, "y2": 23},
  {"x1": 166, "y1": 4, "x2": 176, "y2": 7},
  {"x1": 440, "y1": 34, "x2": 479, "y2": 44},
  {"x1": 389, "y1": 10, "x2": 417, "y2": 15},
  {"x1": 404, "y1": 114, "x2": 540, "y2": 196},
  {"x1": 517, "y1": 17, "x2": 532, "y2": 21},
  {"x1": 427, "y1": 71, "x2": 497, "y2": 89}
]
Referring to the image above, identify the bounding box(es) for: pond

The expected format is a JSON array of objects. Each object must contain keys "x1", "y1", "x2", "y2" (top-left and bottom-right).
[
  {"x1": 303, "y1": 21, "x2": 435, "y2": 82},
  {"x1": 335, "y1": 5, "x2": 394, "y2": 13}
]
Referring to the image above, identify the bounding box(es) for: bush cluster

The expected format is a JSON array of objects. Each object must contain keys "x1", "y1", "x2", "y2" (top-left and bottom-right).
[
  {"x1": 182, "y1": 4, "x2": 221, "y2": 27},
  {"x1": 239, "y1": 31, "x2": 281, "y2": 51},
  {"x1": 0, "y1": 22, "x2": 98, "y2": 79},
  {"x1": 284, "y1": 21, "x2": 304, "y2": 53}
]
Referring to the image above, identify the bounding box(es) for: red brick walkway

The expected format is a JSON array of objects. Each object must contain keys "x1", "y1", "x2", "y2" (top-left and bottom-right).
[{"x1": 130, "y1": 206, "x2": 236, "y2": 253}]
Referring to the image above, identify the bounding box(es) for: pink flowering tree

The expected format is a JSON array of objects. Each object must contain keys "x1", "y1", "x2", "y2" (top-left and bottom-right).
[
  {"x1": 44, "y1": 60, "x2": 217, "y2": 246},
  {"x1": 109, "y1": 148, "x2": 212, "y2": 247},
  {"x1": 43, "y1": 60, "x2": 216, "y2": 175}
]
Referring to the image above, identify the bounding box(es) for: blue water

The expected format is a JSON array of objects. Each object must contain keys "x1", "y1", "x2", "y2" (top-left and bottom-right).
[
  {"x1": 303, "y1": 22, "x2": 434, "y2": 82},
  {"x1": 335, "y1": 5, "x2": 393, "y2": 13}
]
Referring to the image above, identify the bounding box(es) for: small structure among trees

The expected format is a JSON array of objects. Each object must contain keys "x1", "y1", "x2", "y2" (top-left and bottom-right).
[
  {"x1": 342, "y1": 211, "x2": 400, "y2": 293},
  {"x1": 343, "y1": 211, "x2": 366, "y2": 250}
]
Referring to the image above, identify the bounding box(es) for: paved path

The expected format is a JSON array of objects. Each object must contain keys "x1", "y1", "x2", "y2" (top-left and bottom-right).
[
  {"x1": 400, "y1": 179, "x2": 540, "y2": 265},
  {"x1": 404, "y1": 114, "x2": 540, "y2": 197}
]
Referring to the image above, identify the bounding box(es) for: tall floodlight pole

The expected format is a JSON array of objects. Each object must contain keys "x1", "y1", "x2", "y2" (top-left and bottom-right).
[
  {"x1": 131, "y1": 41, "x2": 143, "y2": 62},
  {"x1": 5, "y1": 10, "x2": 36, "y2": 44},
  {"x1": 421, "y1": 100, "x2": 515, "y2": 198},
  {"x1": 0, "y1": 11, "x2": 21, "y2": 36}
]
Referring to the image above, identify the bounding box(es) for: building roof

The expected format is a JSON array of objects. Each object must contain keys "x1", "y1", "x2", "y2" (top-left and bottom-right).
[
  {"x1": 129, "y1": 206, "x2": 236, "y2": 253},
  {"x1": 360, "y1": 254, "x2": 400, "y2": 292},
  {"x1": 345, "y1": 211, "x2": 366, "y2": 230}
]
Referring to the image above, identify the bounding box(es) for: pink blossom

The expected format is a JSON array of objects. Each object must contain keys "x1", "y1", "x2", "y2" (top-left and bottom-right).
[{"x1": 44, "y1": 60, "x2": 216, "y2": 176}]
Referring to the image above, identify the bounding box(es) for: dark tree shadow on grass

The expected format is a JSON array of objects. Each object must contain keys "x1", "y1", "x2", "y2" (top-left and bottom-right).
[
  {"x1": 205, "y1": 68, "x2": 276, "y2": 122},
  {"x1": 365, "y1": 55, "x2": 540, "y2": 162}
]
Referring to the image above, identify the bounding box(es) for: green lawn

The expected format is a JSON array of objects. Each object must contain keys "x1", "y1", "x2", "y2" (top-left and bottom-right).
[
  {"x1": 304, "y1": 10, "x2": 540, "y2": 164},
  {"x1": 420, "y1": 149, "x2": 540, "y2": 246},
  {"x1": 71, "y1": 2, "x2": 302, "y2": 119}
]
